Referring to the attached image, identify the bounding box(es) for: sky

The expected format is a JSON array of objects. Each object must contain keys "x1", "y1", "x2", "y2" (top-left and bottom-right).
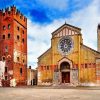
[{"x1": 0, "y1": 0, "x2": 100, "y2": 69}]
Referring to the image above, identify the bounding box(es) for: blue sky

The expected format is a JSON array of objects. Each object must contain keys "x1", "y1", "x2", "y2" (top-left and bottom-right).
[
  {"x1": 0, "y1": 0, "x2": 92, "y2": 24},
  {"x1": 0, "y1": 0, "x2": 100, "y2": 68}
]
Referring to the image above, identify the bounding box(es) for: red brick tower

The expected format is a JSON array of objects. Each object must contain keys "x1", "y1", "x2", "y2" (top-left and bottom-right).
[{"x1": 0, "y1": 6, "x2": 27, "y2": 86}]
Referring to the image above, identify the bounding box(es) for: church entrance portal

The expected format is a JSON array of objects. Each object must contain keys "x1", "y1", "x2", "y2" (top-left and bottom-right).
[
  {"x1": 62, "y1": 72, "x2": 70, "y2": 83},
  {"x1": 60, "y1": 62, "x2": 70, "y2": 83}
]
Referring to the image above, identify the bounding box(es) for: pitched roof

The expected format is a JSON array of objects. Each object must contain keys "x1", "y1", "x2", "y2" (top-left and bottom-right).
[
  {"x1": 82, "y1": 44, "x2": 100, "y2": 54},
  {"x1": 52, "y1": 23, "x2": 81, "y2": 35},
  {"x1": 38, "y1": 48, "x2": 51, "y2": 59}
]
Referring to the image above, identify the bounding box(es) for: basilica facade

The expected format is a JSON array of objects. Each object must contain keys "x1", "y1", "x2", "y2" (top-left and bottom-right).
[{"x1": 38, "y1": 23, "x2": 100, "y2": 86}]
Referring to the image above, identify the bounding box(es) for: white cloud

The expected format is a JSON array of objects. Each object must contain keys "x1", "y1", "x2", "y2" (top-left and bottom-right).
[
  {"x1": 68, "y1": 0, "x2": 100, "y2": 50},
  {"x1": 28, "y1": 0, "x2": 100, "y2": 69},
  {"x1": 27, "y1": 19, "x2": 64, "y2": 68}
]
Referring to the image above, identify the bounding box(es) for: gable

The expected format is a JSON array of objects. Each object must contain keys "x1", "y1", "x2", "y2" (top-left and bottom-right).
[
  {"x1": 38, "y1": 48, "x2": 51, "y2": 59},
  {"x1": 82, "y1": 44, "x2": 100, "y2": 55},
  {"x1": 52, "y1": 23, "x2": 81, "y2": 38}
]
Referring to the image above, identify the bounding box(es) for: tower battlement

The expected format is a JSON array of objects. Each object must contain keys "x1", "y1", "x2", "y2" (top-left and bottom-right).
[
  {"x1": 0, "y1": 5, "x2": 27, "y2": 25},
  {"x1": 0, "y1": 5, "x2": 27, "y2": 87}
]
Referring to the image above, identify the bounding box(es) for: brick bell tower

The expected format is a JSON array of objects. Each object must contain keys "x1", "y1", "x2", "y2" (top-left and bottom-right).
[
  {"x1": 0, "y1": 5, "x2": 27, "y2": 86},
  {"x1": 97, "y1": 24, "x2": 100, "y2": 52}
]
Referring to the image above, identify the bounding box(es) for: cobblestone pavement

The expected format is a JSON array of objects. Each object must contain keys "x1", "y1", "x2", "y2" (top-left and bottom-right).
[{"x1": 0, "y1": 86, "x2": 100, "y2": 100}]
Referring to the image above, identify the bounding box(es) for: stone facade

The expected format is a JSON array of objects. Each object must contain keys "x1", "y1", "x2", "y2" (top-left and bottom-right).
[
  {"x1": 27, "y1": 66, "x2": 37, "y2": 85},
  {"x1": 38, "y1": 23, "x2": 100, "y2": 86},
  {"x1": 0, "y1": 61, "x2": 5, "y2": 86},
  {"x1": 0, "y1": 6, "x2": 27, "y2": 86}
]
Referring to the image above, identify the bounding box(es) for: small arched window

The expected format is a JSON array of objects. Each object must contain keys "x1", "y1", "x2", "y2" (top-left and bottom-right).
[
  {"x1": 2, "y1": 56, "x2": 5, "y2": 61},
  {"x1": 2, "y1": 35, "x2": 5, "y2": 39},
  {"x1": 5, "y1": 76, "x2": 8, "y2": 80},
  {"x1": 22, "y1": 30, "x2": 24, "y2": 34},
  {"x1": 20, "y1": 68, "x2": 22, "y2": 75},
  {"x1": 47, "y1": 66, "x2": 49, "y2": 70},
  {"x1": 3, "y1": 25, "x2": 6, "y2": 30},
  {"x1": 23, "y1": 59, "x2": 25, "y2": 63},
  {"x1": 5, "y1": 45, "x2": 8, "y2": 52},
  {"x1": 8, "y1": 33, "x2": 10, "y2": 39},
  {"x1": 17, "y1": 35, "x2": 20, "y2": 40},
  {"x1": 5, "y1": 67, "x2": 8, "y2": 73},
  {"x1": 17, "y1": 26, "x2": 19, "y2": 31},
  {"x1": 17, "y1": 57, "x2": 19, "y2": 62},
  {"x1": 22, "y1": 38, "x2": 24, "y2": 43},
  {"x1": 8, "y1": 24, "x2": 11, "y2": 29}
]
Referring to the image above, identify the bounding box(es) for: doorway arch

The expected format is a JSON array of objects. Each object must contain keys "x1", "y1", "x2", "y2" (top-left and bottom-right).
[
  {"x1": 58, "y1": 57, "x2": 73, "y2": 84},
  {"x1": 60, "y1": 61, "x2": 70, "y2": 83},
  {"x1": 60, "y1": 62, "x2": 70, "y2": 71}
]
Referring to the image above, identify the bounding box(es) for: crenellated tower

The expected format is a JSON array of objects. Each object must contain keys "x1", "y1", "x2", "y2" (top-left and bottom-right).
[{"x1": 0, "y1": 5, "x2": 27, "y2": 86}]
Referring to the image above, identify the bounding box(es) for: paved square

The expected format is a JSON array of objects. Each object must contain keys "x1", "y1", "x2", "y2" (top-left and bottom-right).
[{"x1": 0, "y1": 87, "x2": 100, "y2": 100}]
